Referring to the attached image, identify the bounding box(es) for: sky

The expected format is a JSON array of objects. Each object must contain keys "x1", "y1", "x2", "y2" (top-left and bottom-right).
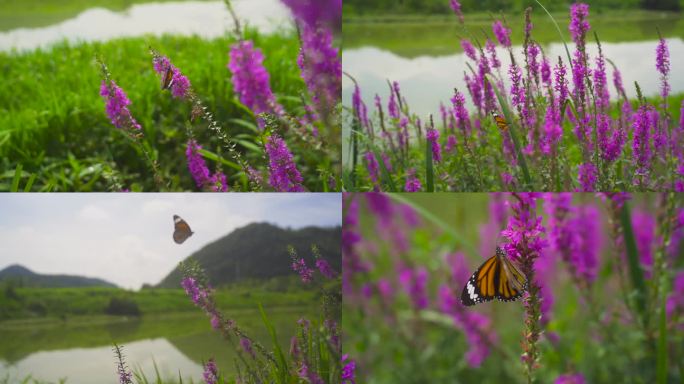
[{"x1": 0, "y1": 193, "x2": 341, "y2": 290}]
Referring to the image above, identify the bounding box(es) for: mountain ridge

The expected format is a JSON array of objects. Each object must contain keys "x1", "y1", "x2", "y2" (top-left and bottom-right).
[
  {"x1": 156, "y1": 222, "x2": 341, "y2": 288},
  {"x1": 0, "y1": 264, "x2": 118, "y2": 288}
]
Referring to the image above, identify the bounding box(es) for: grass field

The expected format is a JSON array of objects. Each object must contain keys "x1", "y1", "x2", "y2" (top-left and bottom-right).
[{"x1": 0, "y1": 276, "x2": 323, "y2": 321}]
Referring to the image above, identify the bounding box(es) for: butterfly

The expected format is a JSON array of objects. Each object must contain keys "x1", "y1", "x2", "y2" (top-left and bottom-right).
[
  {"x1": 492, "y1": 112, "x2": 509, "y2": 132},
  {"x1": 161, "y1": 66, "x2": 174, "y2": 90},
  {"x1": 173, "y1": 214, "x2": 193, "y2": 244},
  {"x1": 461, "y1": 246, "x2": 527, "y2": 306}
]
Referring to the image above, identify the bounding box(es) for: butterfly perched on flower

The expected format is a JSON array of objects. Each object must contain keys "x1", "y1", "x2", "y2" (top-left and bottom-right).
[
  {"x1": 492, "y1": 112, "x2": 509, "y2": 132},
  {"x1": 461, "y1": 247, "x2": 527, "y2": 306},
  {"x1": 173, "y1": 214, "x2": 193, "y2": 244},
  {"x1": 161, "y1": 67, "x2": 174, "y2": 90}
]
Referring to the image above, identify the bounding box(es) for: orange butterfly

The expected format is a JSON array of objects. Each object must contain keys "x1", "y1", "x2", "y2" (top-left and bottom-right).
[
  {"x1": 461, "y1": 247, "x2": 527, "y2": 306},
  {"x1": 161, "y1": 67, "x2": 174, "y2": 90},
  {"x1": 173, "y1": 214, "x2": 193, "y2": 244},
  {"x1": 492, "y1": 112, "x2": 509, "y2": 132}
]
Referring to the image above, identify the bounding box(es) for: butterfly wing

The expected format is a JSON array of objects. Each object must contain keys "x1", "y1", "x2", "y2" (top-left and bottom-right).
[
  {"x1": 493, "y1": 113, "x2": 509, "y2": 132},
  {"x1": 161, "y1": 67, "x2": 174, "y2": 90},
  {"x1": 461, "y1": 248, "x2": 527, "y2": 306},
  {"x1": 461, "y1": 254, "x2": 499, "y2": 306},
  {"x1": 173, "y1": 214, "x2": 193, "y2": 244}
]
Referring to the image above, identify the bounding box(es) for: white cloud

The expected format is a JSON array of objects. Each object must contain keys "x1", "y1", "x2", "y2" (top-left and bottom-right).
[{"x1": 78, "y1": 204, "x2": 111, "y2": 221}]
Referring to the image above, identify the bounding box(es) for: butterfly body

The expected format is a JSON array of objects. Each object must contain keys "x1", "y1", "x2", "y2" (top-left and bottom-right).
[
  {"x1": 492, "y1": 112, "x2": 509, "y2": 132},
  {"x1": 173, "y1": 214, "x2": 193, "y2": 244},
  {"x1": 461, "y1": 247, "x2": 527, "y2": 306}
]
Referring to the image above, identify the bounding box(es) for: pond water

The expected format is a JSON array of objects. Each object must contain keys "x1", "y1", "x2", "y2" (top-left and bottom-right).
[
  {"x1": 0, "y1": 0, "x2": 292, "y2": 52},
  {"x1": 342, "y1": 38, "x2": 684, "y2": 119},
  {"x1": 0, "y1": 307, "x2": 311, "y2": 383}
]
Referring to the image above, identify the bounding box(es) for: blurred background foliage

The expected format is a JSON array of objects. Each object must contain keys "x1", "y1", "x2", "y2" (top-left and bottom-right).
[{"x1": 343, "y1": 193, "x2": 684, "y2": 383}]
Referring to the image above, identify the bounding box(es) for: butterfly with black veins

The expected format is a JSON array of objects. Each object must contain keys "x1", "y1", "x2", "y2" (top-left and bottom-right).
[
  {"x1": 492, "y1": 111, "x2": 509, "y2": 132},
  {"x1": 173, "y1": 215, "x2": 193, "y2": 244},
  {"x1": 460, "y1": 247, "x2": 528, "y2": 306}
]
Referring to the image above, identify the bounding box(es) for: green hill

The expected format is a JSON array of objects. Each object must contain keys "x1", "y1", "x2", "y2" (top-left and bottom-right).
[
  {"x1": 156, "y1": 222, "x2": 341, "y2": 288},
  {"x1": 0, "y1": 264, "x2": 117, "y2": 288}
]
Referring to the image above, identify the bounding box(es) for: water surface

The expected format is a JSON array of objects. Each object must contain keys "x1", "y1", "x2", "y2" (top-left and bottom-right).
[{"x1": 0, "y1": 0, "x2": 292, "y2": 52}]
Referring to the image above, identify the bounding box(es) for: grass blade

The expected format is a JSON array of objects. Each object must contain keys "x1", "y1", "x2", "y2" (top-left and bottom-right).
[
  {"x1": 534, "y1": 0, "x2": 573, "y2": 67},
  {"x1": 656, "y1": 297, "x2": 667, "y2": 384},
  {"x1": 10, "y1": 164, "x2": 22, "y2": 192},
  {"x1": 619, "y1": 202, "x2": 648, "y2": 328},
  {"x1": 485, "y1": 73, "x2": 532, "y2": 188}
]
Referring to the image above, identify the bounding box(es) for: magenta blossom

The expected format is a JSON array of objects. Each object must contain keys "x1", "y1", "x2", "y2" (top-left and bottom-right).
[
  {"x1": 404, "y1": 169, "x2": 422, "y2": 192},
  {"x1": 202, "y1": 359, "x2": 218, "y2": 384},
  {"x1": 185, "y1": 139, "x2": 228, "y2": 192},
  {"x1": 492, "y1": 20, "x2": 511, "y2": 48},
  {"x1": 100, "y1": 80, "x2": 141, "y2": 131},
  {"x1": 577, "y1": 163, "x2": 597, "y2": 192},
  {"x1": 656, "y1": 37, "x2": 670, "y2": 99},
  {"x1": 449, "y1": 0, "x2": 464, "y2": 23},
  {"x1": 316, "y1": 258, "x2": 337, "y2": 278},
  {"x1": 569, "y1": 3, "x2": 590, "y2": 47},
  {"x1": 555, "y1": 373, "x2": 586, "y2": 384},
  {"x1": 426, "y1": 128, "x2": 442, "y2": 162},
  {"x1": 399, "y1": 266, "x2": 429, "y2": 310},
  {"x1": 298, "y1": 25, "x2": 341, "y2": 116},
  {"x1": 280, "y1": 0, "x2": 341, "y2": 30},
  {"x1": 152, "y1": 56, "x2": 191, "y2": 99},
  {"x1": 265, "y1": 134, "x2": 304, "y2": 192},
  {"x1": 228, "y1": 40, "x2": 282, "y2": 119},
  {"x1": 341, "y1": 354, "x2": 356, "y2": 383},
  {"x1": 292, "y1": 257, "x2": 314, "y2": 283}
]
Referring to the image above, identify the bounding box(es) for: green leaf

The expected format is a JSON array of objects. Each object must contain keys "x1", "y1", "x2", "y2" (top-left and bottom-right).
[
  {"x1": 656, "y1": 298, "x2": 667, "y2": 384},
  {"x1": 10, "y1": 164, "x2": 22, "y2": 192},
  {"x1": 620, "y1": 202, "x2": 648, "y2": 327},
  {"x1": 534, "y1": 0, "x2": 573, "y2": 67}
]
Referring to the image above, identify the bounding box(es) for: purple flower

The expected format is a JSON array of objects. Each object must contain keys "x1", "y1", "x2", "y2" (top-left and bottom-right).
[
  {"x1": 404, "y1": 169, "x2": 422, "y2": 192},
  {"x1": 152, "y1": 56, "x2": 191, "y2": 99},
  {"x1": 280, "y1": 0, "x2": 341, "y2": 30},
  {"x1": 568, "y1": 204, "x2": 601, "y2": 283},
  {"x1": 598, "y1": 192, "x2": 632, "y2": 208},
  {"x1": 492, "y1": 20, "x2": 511, "y2": 48},
  {"x1": 451, "y1": 89, "x2": 471, "y2": 135},
  {"x1": 181, "y1": 277, "x2": 210, "y2": 308},
  {"x1": 613, "y1": 66, "x2": 626, "y2": 98},
  {"x1": 228, "y1": 40, "x2": 281, "y2": 118},
  {"x1": 298, "y1": 25, "x2": 341, "y2": 116},
  {"x1": 449, "y1": 0, "x2": 464, "y2": 23},
  {"x1": 100, "y1": 80, "x2": 141, "y2": 130},
  {"x1": 388, "y1": 90, "x2": 399, "y2": 119},
  {"x1": 265, "y1": 134, "x2": 304, "y2": 192},
  {"x1": 501, "y1": 193, "x2": 547, "y2": 261},
  {"x1": 569, "y1": 3, "x2": 590, "y2": 47},
  {"x1": 541, "y1": 55, "x2": 551, "y2": 86},
  {"x1": 597, "y1": 114, "x2": 624, "y2": 163},
  {"x1": 291, "y1": 257, "x2": 314, "y2": 283},
  {"x1": 341, "y1": 354, "x2": 356, "y2": 383},
  {"x1": 577, "y1": 162, "x2": 597, "y2": 192},
  {"x1": 352, "y1": 83, "x2": 369, "y2": 130},
  {"x1": 571, "y1": 49, "x2": 587, "y2": 103},
  {"x1": 399, "y1": 267, "x2": 428, "y2": 309},
  {"x1": 555, "y1": 373, "x2": 586, "y2": 384},
  {"x1": 202, "y1": 359, "x2": 218, "y2": 384},
  {"x1": 445, "y1": 134, "x2": 457, "y2": 153},
  {"x1": 363, "y1": 152, "x2": 380, "y2": 187},
  {"x1": 632, "y1": 209, "x2": 657, "y2": 278},
  {"x1": 461, "y1": 39, "x2": 477, "y2": 61},
  {"x1": 426, "y1": 128, "x2": 442, "y2": 162},
  {"x1": 509, "y1": 62, "x2": 524, "y2": 109},
  {"x1": 316, "y1": 258, "x2": 336, "y2": 278},
  {"x1": 632, "y1": 105, "x2": 654, "y2": 181},
  {"x1": 542, "y1": 101, "x2": 562, "y2": 155},
  {"x1": 240, "y1": 338, "x2": 255, "y2": 359},
  {"x1": 594, "y1": 49, "x2": 609, "y2": 110},
  {"x1": 527, "y1": 43, "x2": 540, "y2": 84},
  {"x1": 656, "y1": 37, "x2": 670, "y2": 99},
  {"x1": 554, "y1": 57, "x2": 569, "y2": 105},
  {"x1": 186, "y1": 139, "x2": 228, "y2": 192},
  {"x1": 485, "y1": 39, "x2": 500, "y2": 68}
]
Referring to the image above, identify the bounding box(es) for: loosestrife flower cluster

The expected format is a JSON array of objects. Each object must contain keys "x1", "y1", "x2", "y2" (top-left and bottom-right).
[
  {"x1": 265, "y1": 134, "x2": 305, "y2": 192},
  {"x1": 186, "y1": 139, "x2": 228, "y2": 192},
  {"x1": 345, "y1": 2, "x2": 680, "y2": 192},
  {"x1": 100, "y1": 81, "x2": 141, "y2": 131}
]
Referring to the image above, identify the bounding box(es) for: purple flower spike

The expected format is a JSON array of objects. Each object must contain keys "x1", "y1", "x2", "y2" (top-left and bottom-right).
[
  {"x1": 280, "y1": 0, "x2": 341, "y2": 30},
  {"x1": 203, "y1": 358, "x2": 218, "y2": 384},
  {"x1": 426, "y1": 128, "x2": 442, "y2": 162},
  {"x1": 292, "y1": 257, "x2": 314, "y2": 283},
  {"x1": 100, "y1": 80, "x2": 141, "y2": 131},
  {"x1": 265, "y1": 134, "x2": 304, "y2": 192},
  {"x1": 186, "y1": 139, "x2": 228, "y2": 192},
  {"x1": 152, "y1": 56, "x2": 191, "y2": 99},
  {"x1": 298, "y1": 25, "x2": 341, "y2": 116},
  {"x1": 461, "y1": 39, "x2": 478, "y2": 61},
  {"x1": 316, "y1": 258, "x2": 337, "y2": 278},
  {"x1": 569, "y1": 3, "x2": 591, "y2": 46},
  {"x1": 228, "y1": 40, "x2": 282, "y2": 119},
  {"x1": 656, "y1": 37, "x2": 670, "y2": 99},
  {"x1": 449, "y1": 0, "x2": 464, "y2": 23},
  {"x1": 577, "y1": 163, "x2": 597, "y2": 192},
  {"x1": 404, "y1": 169, "x2": 422, "y2": 192},
  {"x1": 341, "y1": 354, "x2": 356, "y2": 383},
  {"x1": 555, "y1": 373, "x2": 586, "y2": 384},
  {"x1": 492, "y1": 20, "x2": 511, "y2": 48}
]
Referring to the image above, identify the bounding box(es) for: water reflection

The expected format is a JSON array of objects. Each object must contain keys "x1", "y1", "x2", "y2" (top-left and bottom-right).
[
  {"x1": 342, "y1": 38, "x2": 684, "y2": 118},
  {"x1": 0, "y1": 0, "x2": 292, "y2": 52},
  {"x1": 1, "y1": 338, "x2": 201, "y2": 384}
]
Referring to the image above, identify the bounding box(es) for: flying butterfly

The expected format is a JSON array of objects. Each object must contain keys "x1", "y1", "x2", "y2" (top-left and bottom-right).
[
  {"x1": 161, "y1": 66, "x2": 174, "y2": 90},
  {"x1": 461, "y1": 247, "x2": 527, "y2": 306},
  {"x1": 492, "y1": 112, "x2": 509, "y2": 132},
  {"x1": 173, "y1": 214, "x2": 193, "y2": 244}
]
